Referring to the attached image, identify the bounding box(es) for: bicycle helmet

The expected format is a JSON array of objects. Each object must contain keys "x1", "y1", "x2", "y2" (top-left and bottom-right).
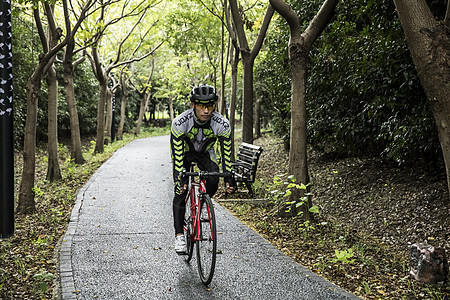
[{"x1": 189, "y1": 84, "x2": 218, "y2": 104}]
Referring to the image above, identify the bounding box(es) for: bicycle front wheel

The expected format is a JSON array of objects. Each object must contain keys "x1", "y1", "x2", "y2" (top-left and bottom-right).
[
  {"x1": 196, "y1": 194, "x2": 217, "y2": 285},
  {"x1": 183, "y1": 195, "x2": 195, "y2": 262}
]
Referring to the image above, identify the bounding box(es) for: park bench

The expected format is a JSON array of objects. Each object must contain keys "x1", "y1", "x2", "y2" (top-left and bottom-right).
[{"x1": 232, "y1": 142, "x2": 263, "y2": 196}]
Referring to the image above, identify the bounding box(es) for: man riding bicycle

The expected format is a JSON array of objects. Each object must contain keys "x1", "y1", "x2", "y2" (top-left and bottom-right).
[{"x1": 170, "y1": 84, "x2": 235, "y2": 253}]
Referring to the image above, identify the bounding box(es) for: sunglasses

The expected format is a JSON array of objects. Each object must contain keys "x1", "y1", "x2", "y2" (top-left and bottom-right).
[{"x1": 196, "y1": 103, "x2": 216, "y2": 111}]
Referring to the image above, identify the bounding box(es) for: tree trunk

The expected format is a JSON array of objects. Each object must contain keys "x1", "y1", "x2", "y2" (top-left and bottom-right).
[
  {"x1": 105, "y1": 87, "x2": 112, "y2": 142},
  {"x1": 94, "y1": 81, "x2": 107, "y2": 153},
  {"x1": 241, "y1": 53, "x2": 254, "y2": 144},
  {"x1": 63, "y1": 54, "x2": 85, "y2": 164},
  {"x1": 117, "y1": 77, "x2": 128, "y2": 140},
  {"x1": 393, "y1": 0, "x2": 450, "y2": 196},
  {"x1": 288, "y1": 43, "x2": 309, "y2": 186},
  {"x1": 219, "y1": 14, "x2": 227, "y2": 116},
  {"x1": 17, "y1": 79, "x2": 40, "y2": 214},
  {"x1": 46, "y1": 11, "x2": 62, "y2": 181},
  {"x1": 169, "y1": 95, "x2": 175, "y2": 122},
  {"x1": 270, "y1": 0, "x2": 338, "y2": 217},
  {"x1": 288, "y1": 43, "x2": 311, "y2": 218},
  {"x1": 136, "y1": 93, "x2": 146, "y2": 135},
  {"x1": 230, "y1": 43, "x2": 239, "y2": 160},
  {"x1": 60, "y1": 0, "x2": 92, "y2": 164},
  {"x1": 254, "y1": 97, "x2": 262, "y2": 139},
  {"x1": 46, "y1": 64, "x2": 62, "y2": 181}
]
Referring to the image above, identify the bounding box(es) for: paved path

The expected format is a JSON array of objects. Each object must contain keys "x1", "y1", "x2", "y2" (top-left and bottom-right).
[{"x1": 59, "y1": 135, "x2": 360, "y2": 300}]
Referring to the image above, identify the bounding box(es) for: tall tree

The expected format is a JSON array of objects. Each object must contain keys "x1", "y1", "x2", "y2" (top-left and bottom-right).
[
  {"x1": 63, "y1": 45, "x2": 87, "y2": 164},
  {"x1": 269, "y1": 0, "x2": 338, "y2": 217},
  {"x1": 229, "y1": 0, "x2": 274, "y2": 144},
  {"x1": 132, "y1": 60, "x2": 154, "y2": 135},
  {"x1": 393, "y1": 0, "x2": 450, "y2": 196},
  {"x1": 224, "y1": 0, "x2": 240, "y2": 159},
  {"x1": 18, "y1": 0, "x2": 72, "y2": 214},
  {"x1": 87, "y1": 1, "x2": 159, "y2": 153},
  {"x1": 45, "y1": 3, "x2": 63, "y2": 181},
  {"x1": 62, "y1": 0, "x2": 96, "y2": 164},
  {"x1": 117, "y1": 65, "x2": 132, "y2": 140}
]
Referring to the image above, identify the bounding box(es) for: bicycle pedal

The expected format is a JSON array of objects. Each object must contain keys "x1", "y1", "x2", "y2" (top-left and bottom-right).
[{"x1": 176, "y1": 251, "x2": 188, "y2": 256}]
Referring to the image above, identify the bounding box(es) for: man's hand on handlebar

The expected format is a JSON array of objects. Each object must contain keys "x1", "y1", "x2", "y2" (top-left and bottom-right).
[
  {"x1": 179, "y1": 183, "x2": 188, "y2": 194},
  {"x1": 225, "y1": 182, "x2": 234, "y2": 194}
]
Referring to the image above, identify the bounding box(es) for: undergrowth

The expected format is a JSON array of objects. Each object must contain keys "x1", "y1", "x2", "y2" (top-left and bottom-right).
[
  {"x1": 219, "y1": 133, "x2": 449, "y2": 300},
  {"x1": 0, "y1": 126, "x2": 169, "y2": 299}
]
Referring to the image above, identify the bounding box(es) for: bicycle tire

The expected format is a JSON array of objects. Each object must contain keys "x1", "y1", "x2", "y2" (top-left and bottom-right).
[
  {"x1": 196, "y1": 194, "x2": 217, "y2": 285},
  {"x1": 183, "y1": 194, "x2": 195, "y2": 262}
]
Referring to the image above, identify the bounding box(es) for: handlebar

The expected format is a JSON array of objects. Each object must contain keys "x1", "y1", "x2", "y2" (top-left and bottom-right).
[{"x1": 181, "y1": 169, "x2": 233, "y2": 179}]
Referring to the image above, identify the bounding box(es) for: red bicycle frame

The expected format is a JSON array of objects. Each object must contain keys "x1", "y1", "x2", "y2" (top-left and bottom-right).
[{"x1": 185, "y1": 178, "x2": 213, "y2": 243}]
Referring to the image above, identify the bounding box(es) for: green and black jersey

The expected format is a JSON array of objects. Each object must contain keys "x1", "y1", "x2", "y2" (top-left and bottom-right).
[{"x1": 170, "y1": 108, "x2": 233, "y2": 186}]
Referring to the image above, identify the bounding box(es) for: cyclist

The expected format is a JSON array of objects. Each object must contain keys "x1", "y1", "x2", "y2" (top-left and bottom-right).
[{"x1": 170, "y1": 84, "x2": 235, "y2": 253}]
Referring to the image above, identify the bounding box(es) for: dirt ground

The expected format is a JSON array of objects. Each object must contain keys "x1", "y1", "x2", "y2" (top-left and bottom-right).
[{"x1": 221, "y1": 133, "x2": 449, "y2": 299}]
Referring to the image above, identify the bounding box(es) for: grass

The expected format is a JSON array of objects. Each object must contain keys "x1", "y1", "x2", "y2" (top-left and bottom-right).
[{"x1": 0, "y1": 126, "x2": 169, "y2": 299}]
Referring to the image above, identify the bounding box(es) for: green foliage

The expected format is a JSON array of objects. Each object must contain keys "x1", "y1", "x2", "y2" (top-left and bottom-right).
[
  {"x1": 65, "y1": 157, "x2": 77, "y2": 179},
  {"x1": 254, "y1": 19, "x2": 290, "y2": 143},
  {"x1": 333, "y1": 248, "x2": 355, "y2": 264},
  {"x1": 12, "y1": 10, "x2": 99, "y2": 148},
  {"x1": 307, "y1": 0, "x2": 440, "y2": 165},
  {"x1": 32, "y1": 270, "x2": 54, "y2": 295},
  {"x1": 31, "y1": 186, "x2": 44, "y2": 197},
  {"x1": 11, "y1": 10, "x2": 41, "y2": 149},
  {"x1": 255, "y1": 0, "x2": 444, "y2": 168},
  {"x1": 270, "y1": 174, "x2": 319, "y2": 220},
  {"x1": 160, "y1": 0, "x2": 222, "y2": 98}
]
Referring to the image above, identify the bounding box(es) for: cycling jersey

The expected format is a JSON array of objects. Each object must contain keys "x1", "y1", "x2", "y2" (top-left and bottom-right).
[{"x1": 170, "y1": 108, "x2": 233, "y2": 192}]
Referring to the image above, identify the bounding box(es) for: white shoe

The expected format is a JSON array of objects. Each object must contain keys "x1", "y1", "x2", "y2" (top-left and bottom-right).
[{"x1": 174, "y1": 235, "x2": 186, "y2": 253}]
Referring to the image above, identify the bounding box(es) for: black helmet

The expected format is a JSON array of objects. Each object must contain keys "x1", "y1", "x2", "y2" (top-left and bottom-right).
[{"x1": 189, "y1": 84, "x2": 218, "y2": 104}]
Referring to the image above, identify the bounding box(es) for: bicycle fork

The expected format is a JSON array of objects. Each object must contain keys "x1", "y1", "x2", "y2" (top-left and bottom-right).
[
  {"x1": 198, "y1": 181, "x2": 214, "y2": 242},
  {"x1": 187, "y1": 182, "x2": 214, "y2": 243}
]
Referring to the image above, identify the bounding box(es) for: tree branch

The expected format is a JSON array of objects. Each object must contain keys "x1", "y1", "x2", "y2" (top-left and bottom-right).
[
  {"x1": 47, "y1": 0, "x2": 71, "y2": 57},
  {"x1": 269, "y1": 0, "x2": 301, "y2": 35},
  {"x1": 229, "y1": 0, "x2": 250, "y2": 52},
  {"x1": 107, "y1": 41, "x2": 164, "y2": 73},
  {"x1": 225, "y1": 0, "x2": 237, "y2": 41},
  {"x1": 73, "y1": 55, "x2": 86, "y2": 69},
  {"x1": 86, "y1": 46, "x2": 102, "y2": 81},
  {"x1": 113, "y1": 8, "x2": 148, "y2": 66},
  {"x1": 302, "y1": 0, "x2": 338, "y2": 47},
  {"x1": 122, "y1": 19, "x2": 159, "y2": 64},
  {"x1": 44, "y1": 3, "x2": 58, "y2": 37},
  {"x1": 70, "y1": 0, "x2": 95, "y2": 38},
  {"x1": 33, "y1": 7, "x2": 48, "y2": 54},
  {"x1": 250, "y1": 4, "x2": 274, "y2": 59},
  {"x1": 196, "y1": 0, "x2": 230, "y2": 32}
]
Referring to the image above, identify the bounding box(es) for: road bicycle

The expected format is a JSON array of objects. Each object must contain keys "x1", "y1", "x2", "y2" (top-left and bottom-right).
[{"x1": 180, "y1": 166, "x2": 231, "y2": 285}]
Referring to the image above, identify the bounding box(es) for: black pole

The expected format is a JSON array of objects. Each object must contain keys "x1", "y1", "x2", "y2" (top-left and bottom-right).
[{"x1": 0, "y1": 0, "x2": 14, "y2": 238}]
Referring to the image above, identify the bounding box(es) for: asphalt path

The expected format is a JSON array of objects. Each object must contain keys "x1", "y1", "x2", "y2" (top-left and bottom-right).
[{"x1": 58, "y1": 135, "x2": 360, "y2": 300}]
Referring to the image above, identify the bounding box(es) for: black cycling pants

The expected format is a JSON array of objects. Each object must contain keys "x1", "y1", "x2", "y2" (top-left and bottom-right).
[{"x1": 173, "y1": 150, "x2": 219, "y2": 235}]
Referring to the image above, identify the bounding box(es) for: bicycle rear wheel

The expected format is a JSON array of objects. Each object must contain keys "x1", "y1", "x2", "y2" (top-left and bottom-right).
[
  {"x1": 183, "y1": 195, "x2": 195, "y2": 262},
  {"x1": 196, "y1": 194, "x2": 217, "y2": 285}
]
